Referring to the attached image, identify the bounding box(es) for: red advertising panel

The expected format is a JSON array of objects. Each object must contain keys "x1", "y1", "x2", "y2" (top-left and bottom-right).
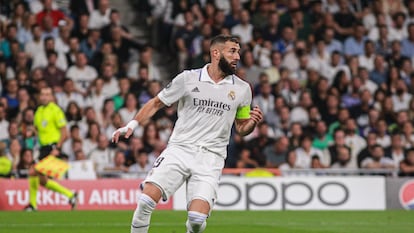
[{"x1": 0, "y1": 179, "x2": 172, "y2": 211}]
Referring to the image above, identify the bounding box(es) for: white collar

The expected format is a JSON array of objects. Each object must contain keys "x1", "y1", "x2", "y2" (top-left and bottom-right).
[{"x1": 199, "y1": 64, "x2": 234, "y2": 85}]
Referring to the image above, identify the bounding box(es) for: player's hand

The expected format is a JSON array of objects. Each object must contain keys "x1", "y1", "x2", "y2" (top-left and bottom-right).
[
  {"x1": 111, "y1": 126, "x2": 133, "y2": 143},
  {"x1": 111, "y1": 120, "x2": 139, "y2": 143},
  {"x1": 50, "y1": 148, "x2": 60, "y2": 156},
  {"x1": 250, "y1": 105, "x2": 263, "y2": 124}
]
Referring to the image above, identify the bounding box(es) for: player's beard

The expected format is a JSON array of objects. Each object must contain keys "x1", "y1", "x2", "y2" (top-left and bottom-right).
[{"x1": 218, "y1": 55, "x2": 236, "y2": 76}]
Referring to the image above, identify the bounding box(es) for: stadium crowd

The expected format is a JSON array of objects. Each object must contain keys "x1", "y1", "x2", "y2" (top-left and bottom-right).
[{"x1": 1, "y1": 0, "x2": 414, "y2": 179}]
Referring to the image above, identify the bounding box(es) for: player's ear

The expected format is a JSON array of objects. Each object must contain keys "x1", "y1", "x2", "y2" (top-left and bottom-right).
[{"x1": 212, "y1": 48, "x2": 220, "y2": 58}]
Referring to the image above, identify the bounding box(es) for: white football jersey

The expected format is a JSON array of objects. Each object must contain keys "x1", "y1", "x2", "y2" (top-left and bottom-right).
[{"x1": 158, "y1": 64, "x2": 252, "y2": 158}]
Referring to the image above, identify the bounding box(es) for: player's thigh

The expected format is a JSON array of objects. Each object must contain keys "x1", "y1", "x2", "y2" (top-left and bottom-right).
[
  {"x1": 186, "y1": 152, "x2": 224, "y2": 210},
  {"x1": 145, "y1": 146, "x2": 190, "y2": 201}
]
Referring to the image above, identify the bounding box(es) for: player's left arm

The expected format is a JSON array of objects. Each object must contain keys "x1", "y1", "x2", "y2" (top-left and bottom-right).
[{"x1": 234, "y1": 105, "x2": 263, "y2": 136}]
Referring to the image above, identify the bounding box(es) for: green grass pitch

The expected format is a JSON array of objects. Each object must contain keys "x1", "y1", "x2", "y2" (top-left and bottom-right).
[{"x1": 1, "y1": 210, "x2": 413, "y2": 233}]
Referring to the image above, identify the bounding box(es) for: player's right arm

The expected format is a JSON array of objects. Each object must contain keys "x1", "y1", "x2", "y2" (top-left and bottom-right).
[
  {"x1": 111, "y1": 96, "x2": 165, "y2": 143},
  {"x1": 112, "y1": 71, "x2": 187, "y2": 143}
]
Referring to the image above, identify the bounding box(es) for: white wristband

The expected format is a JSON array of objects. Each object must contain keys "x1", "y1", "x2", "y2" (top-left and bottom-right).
[{"x1": 126, "y1": 120, "x2": 139, "y2": 130}]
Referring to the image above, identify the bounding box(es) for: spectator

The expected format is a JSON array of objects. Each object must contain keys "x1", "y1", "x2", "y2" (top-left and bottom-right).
[
  {"x1": 331, "y1": 145, "x2": 353, "y2": 169},
  {"x1": 399, "y1": 148, "x2": 414, "y2": 176},
  {"x1": 344, "y1": 118, "x2": 366, "y2": 167},
  {"x1": 344, "y1": 23, "x2": 367, "y2": 57},
  {"x1": 138, "y1": 80, "x2": 161, "y2": 106},
  {"x1": 104, "y1": 112, "x2": 123, "y2": 143},
  {"x1": 311, "y1": 155, "x2": 327, "y2": 169},
  {"x1": 323, "y1": 27, "x2": 343, "y2": 54},
  {"x1": 109, "y1": 25, "x2": 144, "y2": 73},
  {"x1": 17, "y1": 11, "x2": 35, "y2": 45},
  {"x1": 83, "y1": 121, "x2": 100, "y2": 156},
  {"x1": 127, "y1": 46, "x2": 161, "y2": 81},
  {"x1": 385, "y1": 133, "x2": 406, "y2": 168},
  {"x1": 386, "y1": 40, "x2": 409, "y2": 69},
  {"x1": 246, "y1": 122, "x2": 274, "y2": 166},
  {"x1": 55, "y1": 78, "x2": 84, "y2": 111},
  {"x1": 359, "y1": 67, "x2": 378, "y2": 94},
  {"x1": 69, "y1": 0, "x2": 97, "y2": 17},
  {"x1": 252, "y1": 81, "x2": 274, "y2": 116},
  {"x1": 142, "y1": 121, "x2": 161, "y2": 153},
  {"x1": 62, "y1": 124, "x2": 81, "y2": 161},
  {"x1": 295, "y1": 134, "x2": 325, "y2": 168},
  {"x1": 88, "y1": 0, "x2": 111, "y2": 29},
  {"x1": 261, "y1": 10, "x2": 280, "y2": 44},
  {"x1": 119, "y1": 92, "x2": 138, "y2": 124},
  {"x1": 358, "y1": 40, "x2": 376, "y2": 71},
  {"x1": 401, "y1": 23, "x2": 414, "y2": 58},
  {"x1": 401, "y1": 121, "x2": 414, "y2": 149},
  {"x1": 391, "y1": 79, "x2": 412, "y2": 112},
  {"x1": 100, "y1": 63, "x2": 119, "y2": 98},
  {"x1": 231, "y1": 9, "x2": 253, "y2": 45},
  {"x1": 279, "y1": 149, "x2": 298, "y2": 171},
  {"x1": 375, "y1": 119, "x2": 391, "y2": 147},
  {"x1": 71, "y1": 13, "x2": 89, "y2": 41},
  {"x1": 236, "y1": 147, "x2": 258, "y2": 168},
  {"x1": 64, "y1": 36, "x2": 80, "y2": 67},
  {"x1": 65, "y1": 52, "x2": 98, "y2": 95},
  {"x1": 88, "y1": 133, "x2": 115, "y2": 175},
  {"x1": 42, "y1": 50, "x2": 66, "y2": 91},
  {"x1": 101, "y1": 9, "x2": 131, "y2": 42},
  {"x1": 290, "y1": 90, "x2": 313, "y2": 126},
  {"x1": 312, "y1": 120, "x2": 334, "y2": 151},
  {"x1": 263, "y1": 136, "x2": 289, "y2": 168},
  {"x1": 274, "y1": 26, "x2": 295, "y2": 54},
  {"x1": 16, "y1": 148, "x2": 34, "y2": 178},
  {"x1": 329, "y1": 128, "x2": 349, "y2": 165},
  {"x1": 31, "y1": 37, "x2": 68, "y2": 70},
  {"x1": 65, "y1": 101, "x2": 84, "y2": 131},
  {"x1": 36, "y1": 0, "x2": 70, "y2": 29},
  {"x1": 0, "y1": 24, "x2": 18, "y2": 59},
  {"x1": 103, "y1": 150, "x2": 128, "y2": 177},
  {"x1": 85, "y1": 78, "x2": 106, "y2": 114},
  {"x1": 264, "y1": 51, "x2": 282, "y2": 84},
  {"x1": 128, "y1": 149, "x2": 152, "y2": 178},
  {"x1": 74, "y1": 149, "x2": 87, "y2": 161},
  {"x1": 80, "y1": 29, "x2": 102, "y2": 60},
  {"x1": 100, "y1": 98, "x2": 116, "y2": 130},
  {"x1": 361, "y1": 144, "x2": 395, "y2": 170}
]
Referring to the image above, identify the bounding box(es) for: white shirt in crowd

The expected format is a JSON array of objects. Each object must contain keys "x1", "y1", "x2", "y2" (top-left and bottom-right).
[
  {"x1": 66, "y1": 65, "x2": 98, "y2": 94},
  {"x1": 88, "y1": 8, "x2": 111, "y2": 29}
]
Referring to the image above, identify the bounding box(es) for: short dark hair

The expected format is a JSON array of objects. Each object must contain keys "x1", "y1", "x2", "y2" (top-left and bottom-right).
[{"x1": 210, "y1": 35, "x2": 239, "y2": 47}]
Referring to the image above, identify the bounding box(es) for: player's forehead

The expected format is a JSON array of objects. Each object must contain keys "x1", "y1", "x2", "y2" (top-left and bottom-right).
[{"x1": 223, "y1": 41, "x2": 240, "y2": 50}]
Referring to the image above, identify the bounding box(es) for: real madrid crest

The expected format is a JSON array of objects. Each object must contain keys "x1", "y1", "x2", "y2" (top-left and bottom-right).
[{"x1": 228, "y1": 90, "x2": 235, "y2": 100}]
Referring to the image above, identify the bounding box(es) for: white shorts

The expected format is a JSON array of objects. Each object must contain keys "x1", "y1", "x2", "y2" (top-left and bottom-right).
[{"x1": 144, "y1": 144, "x2": 225, "y2": 209}]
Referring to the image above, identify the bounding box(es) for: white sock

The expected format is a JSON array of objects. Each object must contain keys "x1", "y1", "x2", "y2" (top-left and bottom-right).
[
  {"x1": 131, "y1": 194, "x2": 156, "y2": 233},
  {"x1": 186, "y1": 211, "x2": 207, "y2": 233}
]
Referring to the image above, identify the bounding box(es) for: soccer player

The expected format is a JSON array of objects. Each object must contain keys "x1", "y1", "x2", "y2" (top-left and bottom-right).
[
  {"x1": 24, "y1": 87, "x2": 77, "y2": 211},
  {"x1": 112, "y1": 35, "x2": 263, "y2": 233}
]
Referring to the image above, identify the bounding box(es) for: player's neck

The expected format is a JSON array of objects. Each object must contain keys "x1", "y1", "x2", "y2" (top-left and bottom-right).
[{"x1": 207, "y1": 64, "x2": 226, "y2": 83}]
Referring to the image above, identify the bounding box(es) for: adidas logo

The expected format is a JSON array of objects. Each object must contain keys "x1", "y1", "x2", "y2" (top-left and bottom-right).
[{"x1": 191, "y1": 87, "x2": 200, "y2": 92}]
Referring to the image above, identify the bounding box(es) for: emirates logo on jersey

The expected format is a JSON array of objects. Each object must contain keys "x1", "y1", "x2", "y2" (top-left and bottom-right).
[{"x1": 228, "y1": 90, "x2": 236, "y2": 100}]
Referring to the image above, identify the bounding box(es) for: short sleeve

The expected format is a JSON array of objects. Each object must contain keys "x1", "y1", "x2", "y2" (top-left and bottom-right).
[
  {"x1": 54, "y1": 104, "x2": 67, "y2": 128},
  {"x1": 236, "y1": 85, "x2": 252, "y2": 119},
  {"x1": 157, "y1": 72, "x2": 187, "y2": 106}
]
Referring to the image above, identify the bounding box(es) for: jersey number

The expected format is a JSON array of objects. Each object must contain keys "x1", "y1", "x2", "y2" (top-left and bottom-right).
[{"x1": 153, "y1": 157, "x2": 165, "y2": 168}]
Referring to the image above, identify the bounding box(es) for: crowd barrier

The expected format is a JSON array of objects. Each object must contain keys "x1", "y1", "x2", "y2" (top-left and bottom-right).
[{"x1": 1, "y1": 174, "x2": 413, "y2": 211}]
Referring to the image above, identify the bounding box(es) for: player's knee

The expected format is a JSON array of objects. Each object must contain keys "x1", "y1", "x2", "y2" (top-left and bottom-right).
[
  {"x1": 131, "y1": 194, "x2": 156, "y2": 228},
  {"x1": 39, "y1": 176, "x2": 48, "y2": 186},
  {"x1": 186, "y1": 211, "x2": 207, "y2": 233}
]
